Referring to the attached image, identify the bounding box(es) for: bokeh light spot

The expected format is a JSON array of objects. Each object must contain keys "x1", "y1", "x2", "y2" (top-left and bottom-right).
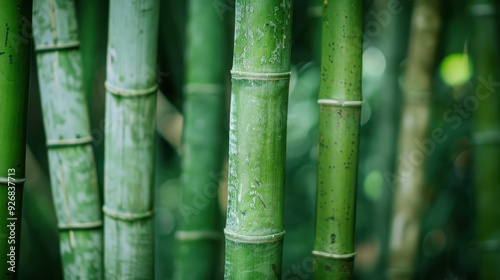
[
  {"x1": 363, "y1": 171, "x2": 384, "y2": 201},
  {"x1": 440, "y1": 53, "x2": 473, "y2": 86}
]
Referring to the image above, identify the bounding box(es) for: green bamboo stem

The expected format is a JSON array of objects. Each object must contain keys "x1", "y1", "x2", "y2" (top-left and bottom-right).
[
  {"x1": 365, "y1": 1, "x2": 408, "y2": 277},
  {"x1": 32, "y1": 0, "x2": 103, "y2": 278},
  {"x1": 469, "y1": 0, "x2": 500, "y2": 278},
  {"x1": 387, "y1": 0, "x2": 441, "y2": 279},
  {"x1": 0, "y1": 1, "x2": 32, "y2": 278},
  {"x1": 312, "y1": 0, "x2": 363, "y2": 279},
  {"x1": 224, "y1": 0, "x2": 292, "y2": 278},
  {"x1": 174, "y1": 0, "x2": 227, "y2": 278},
  {"x1": 103, "y1": 0, "x2": 160, "y2": 278}
]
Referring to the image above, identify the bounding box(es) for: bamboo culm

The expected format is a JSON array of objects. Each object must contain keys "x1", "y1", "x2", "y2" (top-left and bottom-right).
[
  {"x1": 387, "y1": 0, "x2": 441, "y2": 279},
  {"x1": 174, "y1": 0, "x2": 227, "y2": 278},
  {"x1": 103, "y1": 0, "x2": 160, "y2": 278},
  {"x1": 0, "y1": 1, "x2": 32, "y2": 278},
  {"x1": 312, "y1": 0, "x2": 363, "y2": 279},
  {"x1": 364, "y1": 1, "x2": 407, "y2": 276},
  {"x1": 224, "y1": 0, "x2": 292, "y2": 278},
  {"x1": 469, "y1": 0, "x2": 500, "y2": 278},
  {"x1": 32, "y1": 0, "x2": 103, "y2": 278}
]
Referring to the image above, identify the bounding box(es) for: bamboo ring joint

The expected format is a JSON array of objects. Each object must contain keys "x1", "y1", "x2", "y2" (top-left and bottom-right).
[
  {"x1": 307, "y1": 6, "x2": 322, "y2": 17},
  {"x1": 102, "y1": 206, "x2": 154, "y2": 221},
  {"x1": 317, "y1": 99, "x2": 363, "y2": 107},
  {"x1": 105, "y1": 81, "x2": 158, "y2": 97},
  {"x1": 387, "y1": 267, "x2": 415, "y2": 276},
  {"x1": 475, "y1": 239, "x2": 500, "y2": 252},
  {"x1": 224, "y1": 229, "x2": 286, "y2": 244},
  {"x1": 231, "y1": 70, "x2": 291, "y2": 81},
  {"x1": 0, "y1": 177, "x2": 26, "y2": 187},
  {"x1": 35, "y1": 41, "x2": 81, "y2": 52},
  {"x1": 175, "y1": 230, "x2": 222, "y2": 241},
  {"x1": 46, "y1": 136, "x2": 93, "y2": 148},
  {"x1": 473, "y1": 131, "x2": 500, "y2": 146},
  {"x1": 469, "y1": 4, "x2": 496, "y2": 17},
  {"x1": 0, "y1": 177, "x2": 26, "y2": 185},
  {"x1": 403, "y1": 90, "x2": 431, "y2": 105},
  {"x1": 184, "y1": 83, "x2": 225, "y2": 95},
  {"x1": 58, "y1": 221, "x2": 103, "y2": 231},
  {"x1": 312, "y1": 250, "x2": 356, "y2": 259}
]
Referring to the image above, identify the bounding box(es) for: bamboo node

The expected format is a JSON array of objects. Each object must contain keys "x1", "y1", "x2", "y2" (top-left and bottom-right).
[
  {"x1": 0, "y1": 177, "x2": 26, "y2": 185},
  {"x1": 475, "y1": 239, "x2": 500, "y2": 252},
  {"x1": 387, "y1": 267, "x2": 415, "y2": 276},
  {"x1": 312, "y1": 250, "x2": 356, "y2": 259},
  {"x1": 307, "y1": 6, "x2": 322, "y2": 17},
  {"x1": 105, "y1": 81, "x2": 158, "y2": 97},
  {"x1": 317, "y1": 99, "x2": 363, "y2": 107},
  {"x1": 58, "y1": 221, "x2": 103, "y2": 231},
  {"x1": 46, "y1": 136, "x2": 93, "y2": 148},
  {"x1": 184, "y1": 83, "x2": 226, "y2": 95},
  {"x1": 35, "y1": 41, "x2": 80, "y2": 52},
  {"x1": 231, "y1": 70, "x2": 291, "y2": 81},
  {"x1": 102, "y1": 206, "x2": 154, "y2": 221},
  {"x1": 469, "y1": 4, "x2": 496, "y2": 17},
  {"x1": 403, "y1": 91, "x2": 431, "y2": 105},
  {"x1": 224, "y1": 229, "x2": 286, "y2": 244},
  {"x1": 175, "y1": 230, "x2": 222, "y2": 241},
  {"x1": 473, "y1": 131, "x2": 500, "y2": 146}
]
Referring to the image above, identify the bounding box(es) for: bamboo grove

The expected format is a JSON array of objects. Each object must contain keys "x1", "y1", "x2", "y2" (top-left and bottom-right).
[{"x1": 0, "y1": 0, "x2": 498, "y2": 279}]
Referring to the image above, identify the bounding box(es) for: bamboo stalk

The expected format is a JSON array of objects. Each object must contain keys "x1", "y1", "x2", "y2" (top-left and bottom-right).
[
  {"x1": 103, "y1": 0, "x2": 160, "y2": 278},
  {"x1": 387, "y1": 0, "x2": 441, "y2": 279},
  {"x1": 224, "y1": 0, "x2": 292, "y2": 278},
  {"x1": 32, "y1": 0, "x2": 103, "y2": 278},
  {"x1": 312, "y1": 0, "x2": 363, "y2": 279},
  {"x1": 0, "y1": 1, "x2": 32, "y2": 278},
  {"x1": 469, "y1": 0, "x2": 500, "y2": 278},
  {"x1": 364, "y1": 1, "x2": 408, "y2": 276},
  {"x1": 174, "y1": 0, "x2": 228, "y2": 278}
]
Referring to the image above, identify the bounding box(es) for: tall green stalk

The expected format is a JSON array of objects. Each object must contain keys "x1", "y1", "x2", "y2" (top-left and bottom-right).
[
  {"x1": 364, "y1": 1, "x2": 408, "y2": 277},
  {"x1": 32, "y1": 0, "x2": 103, "y2": 278},
  {"x1": 387, "y1": 0, "x2": 441, "y2": 279},
  {"x1": 312, "y1": 0, "x2": 362, "y2": 279},
  {"x1": 469, "y1": 0, "x2": 500, "y2": 278},
  {"x1": 224, "y1": 0, "x2": 292, "y2": 278},
  {"x1": 0, "y1": 1, "x2": 32, "y2": 278},
  {"x1": 174, "y1": 0, "x2": 227, "y2": 279},
  {"x1": 103, "y1": 0, "x2": 159, "y2": 278}
]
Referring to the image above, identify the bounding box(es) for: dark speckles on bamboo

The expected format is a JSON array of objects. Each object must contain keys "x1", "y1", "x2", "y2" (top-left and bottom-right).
[
  {"x1": 330, "y1": 233, "x2": 336, "y2": 244},
  {"x1": 4, "y1": 23, "x2": 9, "y2": 47}
]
